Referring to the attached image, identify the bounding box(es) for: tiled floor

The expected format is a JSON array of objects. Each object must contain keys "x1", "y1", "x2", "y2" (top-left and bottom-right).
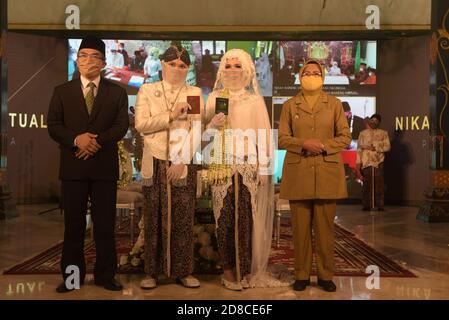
[{"x1": 1, "y1": 204, "x2": 448, "y2": 300}]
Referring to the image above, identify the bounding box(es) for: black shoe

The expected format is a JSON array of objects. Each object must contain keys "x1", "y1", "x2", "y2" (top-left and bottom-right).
[
  {"x1": 362, "y1": 207, "x2": 370, "y2": 211},
  {"x1": 95, "y1": 279, "x2": 123, "y2": 291},
  {"x1": 378, "y1": 207, "x2": 385, "y2": 211},
  {"x1": 293, "y1": 279, "x2": 310, "y2": 291},
  {"x1": 317, "y1": 279, "x2": 337, "y2": 292},
  {"x1": 56, "y1": 282, "x2": 74, "y2": 293}
]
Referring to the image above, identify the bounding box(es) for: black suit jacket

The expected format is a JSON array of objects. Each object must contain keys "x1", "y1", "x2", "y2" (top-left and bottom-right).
[{"x1": 47, "y1": 78, "x2": 129, "y2": 181}]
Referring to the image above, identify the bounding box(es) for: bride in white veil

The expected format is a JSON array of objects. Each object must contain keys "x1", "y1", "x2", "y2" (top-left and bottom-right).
[{"x1": 205, "y1": 48, "x2": 292, "y2": 289}]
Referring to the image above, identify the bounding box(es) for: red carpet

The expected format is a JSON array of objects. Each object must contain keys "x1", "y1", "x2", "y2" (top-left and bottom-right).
[{"x1": 3, "y1": 218, "x2": 416, "y2": 278}]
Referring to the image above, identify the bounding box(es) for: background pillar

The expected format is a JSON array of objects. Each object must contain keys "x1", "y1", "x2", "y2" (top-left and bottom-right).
[{"x1": 418, "y1": 0, "x2": 449, "y2": 222}]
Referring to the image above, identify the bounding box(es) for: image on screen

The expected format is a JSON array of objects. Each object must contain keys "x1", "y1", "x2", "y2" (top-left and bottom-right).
[
  {"x1": 274, "y1": 40, "x2": 377, "y2": 97},
  {"x1": 69, "y1": 39, "x2": 274, "y2": 96}
]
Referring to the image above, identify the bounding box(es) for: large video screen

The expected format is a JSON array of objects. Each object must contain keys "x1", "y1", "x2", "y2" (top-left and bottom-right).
[{"x1": 68, "y1": 39, "x2": 376, "y2": 191}]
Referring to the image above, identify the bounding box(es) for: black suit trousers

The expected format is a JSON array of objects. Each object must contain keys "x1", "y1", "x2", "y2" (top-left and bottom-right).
[{"x1": 60, "y1": 179, "x2": 117, "y2": 283}]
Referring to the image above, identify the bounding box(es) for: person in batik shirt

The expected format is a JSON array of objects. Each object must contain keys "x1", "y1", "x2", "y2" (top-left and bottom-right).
[{"x1": 357, "y1": 114, "x2": 391, "y2": 211}]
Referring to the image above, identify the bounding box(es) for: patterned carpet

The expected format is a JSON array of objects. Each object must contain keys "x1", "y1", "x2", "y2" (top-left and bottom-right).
[
  {"x1": 269, "y1": 218, "x2": 416, "y2": 277},
  {"x1": 3, "y1": 218, "x2": 416, "y2": 277}
]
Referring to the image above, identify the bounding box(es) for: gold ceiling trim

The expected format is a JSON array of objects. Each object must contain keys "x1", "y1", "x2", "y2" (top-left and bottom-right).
[{"x1": 7, "y1": 23, "x2": 431, "y2": 32}]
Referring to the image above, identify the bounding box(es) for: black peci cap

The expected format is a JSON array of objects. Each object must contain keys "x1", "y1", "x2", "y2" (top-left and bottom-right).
[
  {"x1": 370, "y1": 113, "x2": 382, "y2": 122},
  {"x1": 78, "y1": 35, "x2": 106, "y2": 57}
]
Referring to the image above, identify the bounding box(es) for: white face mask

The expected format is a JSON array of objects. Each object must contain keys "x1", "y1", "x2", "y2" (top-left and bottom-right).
[
  {"x1": 214, "y1": 49, "x2": 260, "y2": 96},
  {"x1": 222, "y1": 69, "x2": 245, "y2": 91},
  {"x1": 161, "y1": 60, "x2": 188, "y2": 87}
]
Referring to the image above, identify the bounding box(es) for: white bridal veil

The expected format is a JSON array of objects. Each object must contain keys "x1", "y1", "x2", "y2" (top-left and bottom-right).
[{"x1": 213, "y1": 49, "x2": 291, "y2": 287}]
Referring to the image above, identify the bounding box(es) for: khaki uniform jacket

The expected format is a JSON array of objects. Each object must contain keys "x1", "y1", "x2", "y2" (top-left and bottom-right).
[{"x1": 278, "y1": 92, "x2": 351, "y2": 200}]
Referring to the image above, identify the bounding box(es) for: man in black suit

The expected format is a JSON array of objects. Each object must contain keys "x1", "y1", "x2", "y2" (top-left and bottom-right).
[{"x1": 47, "y1": 35, "x2": 129, "y2": 293}]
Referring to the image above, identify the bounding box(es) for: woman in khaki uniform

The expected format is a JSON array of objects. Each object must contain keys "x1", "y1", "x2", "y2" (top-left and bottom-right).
[{"x1": 278, "y1": 60, "x2": 351, "y2": 292}]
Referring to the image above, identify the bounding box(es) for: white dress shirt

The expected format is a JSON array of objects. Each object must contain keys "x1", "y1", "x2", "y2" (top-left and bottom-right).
[{"x1": 80, "y1": 75, "x2": 100, "y2": 97}]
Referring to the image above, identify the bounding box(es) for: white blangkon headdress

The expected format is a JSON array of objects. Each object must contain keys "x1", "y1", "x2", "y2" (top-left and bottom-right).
[{"x1": 213, "y1": 48, "x2": 262, "y2": 96}]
